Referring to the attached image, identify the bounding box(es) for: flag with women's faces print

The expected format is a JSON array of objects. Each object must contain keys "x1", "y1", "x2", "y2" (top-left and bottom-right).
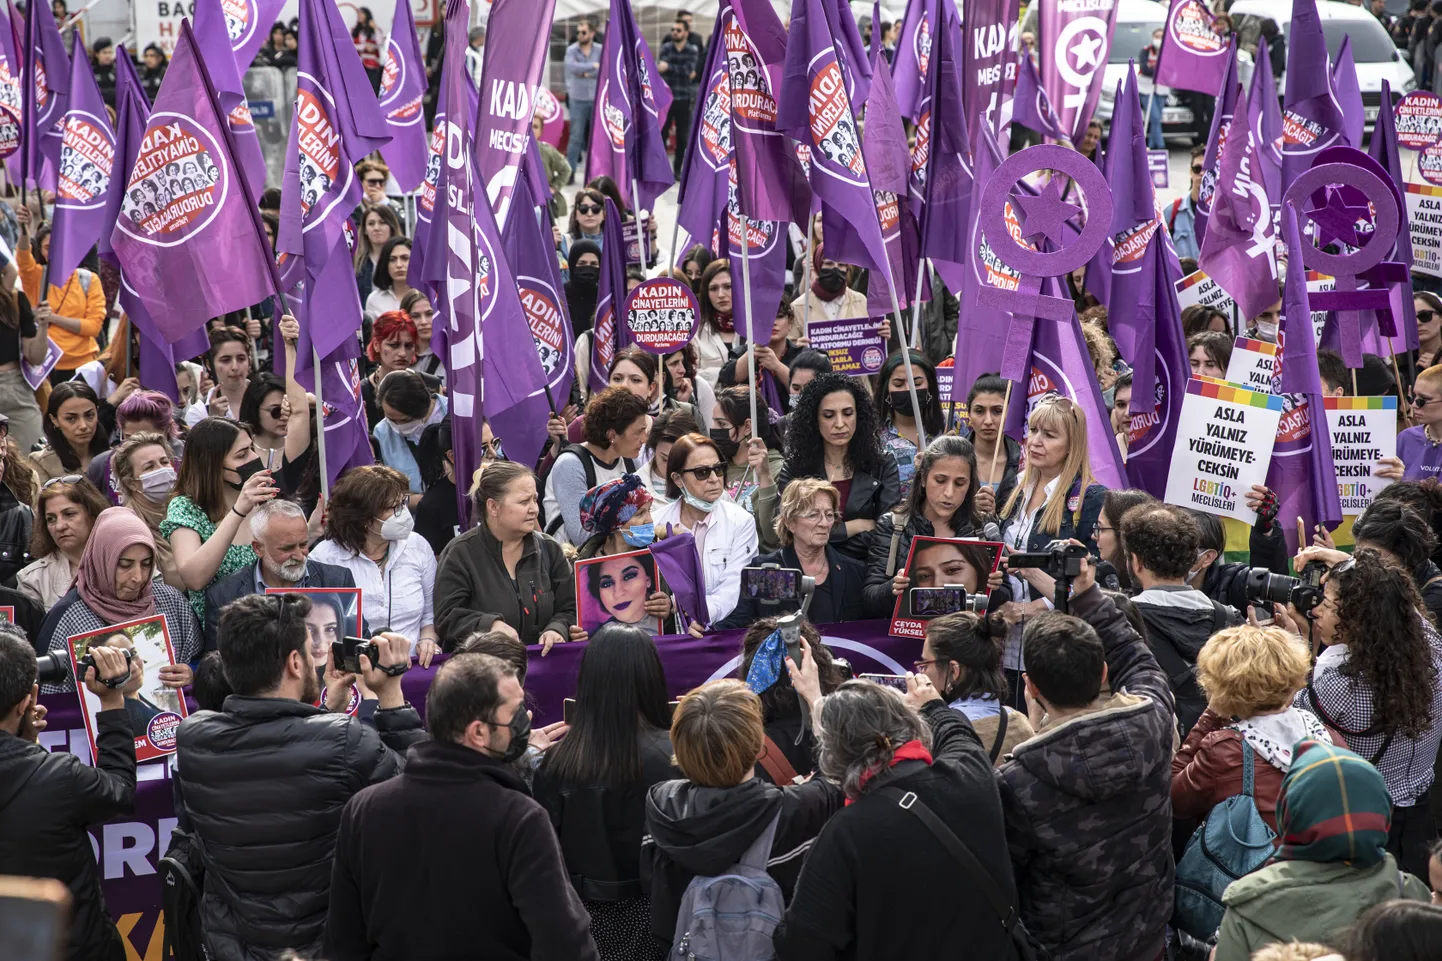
[
  {"x1": 1194, "y1": 41, "x2": 1243, "y2": 249},
  {"x1": 0, "y1": 0, "x2": 21, "y2": 174},
  {"x1": 193, "y1": 0, "x2": 268, "y2": 195},
  {"x1": 590, "y1": 197, "x2": 633, "y2": 396},
  {"x1": 907, "y1": 2, "x2": 971, "y2": 295},
  {"x1": 889, "y1": 0, "x2": 936, "y2": 121},
  {"x1": 377, "y1": 0, "x2": 429, "y2": 192},
  {"x1": 585, "y1": 0, "x2": 674, "y2": 212}
]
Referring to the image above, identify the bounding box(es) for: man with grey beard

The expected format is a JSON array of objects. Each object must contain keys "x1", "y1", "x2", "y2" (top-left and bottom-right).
[{"x1": 202, "y1": 498, "x2": 361, "y2": 651}]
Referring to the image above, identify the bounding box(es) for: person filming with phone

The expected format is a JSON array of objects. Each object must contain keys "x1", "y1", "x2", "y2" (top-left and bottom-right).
[{"x1": 0, "y1": 626, "x2": 137, "y2": 961}]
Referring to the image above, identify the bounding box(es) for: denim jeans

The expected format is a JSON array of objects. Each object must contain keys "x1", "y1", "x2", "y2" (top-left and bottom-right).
[
  {"x1": 1146, "y1": 91, "x2": 1166, "y2": 150},
  {"x1": 567, "y1": 98, "x2": 594, "y2": 170}
]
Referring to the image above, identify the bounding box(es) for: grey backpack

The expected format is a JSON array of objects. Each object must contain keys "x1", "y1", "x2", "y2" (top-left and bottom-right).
[{"x1": 670, "y1": 813, "x2": 784, "y2": 961}]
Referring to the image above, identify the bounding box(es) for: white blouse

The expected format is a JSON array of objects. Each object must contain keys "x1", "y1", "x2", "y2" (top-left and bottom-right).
[{"x1": 309, "y1": 532, "x2": 436, "y2": 650}]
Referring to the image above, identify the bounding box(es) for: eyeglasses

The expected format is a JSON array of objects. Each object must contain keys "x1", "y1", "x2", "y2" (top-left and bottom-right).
[
  {"x1": 1036, "y1": 393, "x2": 1078, "y2": 416},
  {"x1": 575, "y1": 203, "x2": 603, "y2": 215},
  {"x1": 1094, "y1": 524, "x2": 1115, "y2": 536},
  {"x1": 481, "y1": 439, "x2": 503, "y2": 455},
  {"x1": 678, "y1": 464, "x2": 726, "y2": 480},
  {"x1": 364, "y1": 178, "x2": 386, "y2": 187},
  {"x1": 1191, "y1": 164, "x2": 1204, "y2": 175},
  {"x1": 913, "y1": 659, "x2": 938, "y2": 671},
  {"x1": 42, "y1": 474, "x2": 83, "y2": 489},
  {"x1": 796, "y1": 510, "x2": 839, "y2": 524},
  {"x1": 1420, "y1": 310, "x2": 1438, "y2": 325},
  {"x1": 1414, "y1": 392, "x2": 1440, "y2": 409}
]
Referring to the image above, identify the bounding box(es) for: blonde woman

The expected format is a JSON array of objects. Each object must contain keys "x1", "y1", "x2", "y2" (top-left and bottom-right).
[{"x1": 111, "y1": 431, "x2": 184, "y2": 588}]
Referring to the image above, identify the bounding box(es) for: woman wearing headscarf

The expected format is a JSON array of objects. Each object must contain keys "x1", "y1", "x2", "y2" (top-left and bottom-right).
[
  {"x1": 575, "y1": 474, "x2": 660, "y2": 561},
  {"x1": 1211, "y1": 740, "x2": 1432, "y2": 961},
  {"x1": 565, "y1": 239, "x2": 602, "y2": 337},
  {"x1": 37, "y1": 508, "x2": 203, "y2": 692}
]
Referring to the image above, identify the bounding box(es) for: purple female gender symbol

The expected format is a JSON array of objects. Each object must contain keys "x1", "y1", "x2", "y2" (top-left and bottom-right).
[{"x1": 978, "y1": 143, "x2": 1114, "y2": 277}]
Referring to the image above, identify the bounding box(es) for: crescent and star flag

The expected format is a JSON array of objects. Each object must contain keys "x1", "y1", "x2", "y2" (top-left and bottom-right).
[
  {"x1": 22, "y1": 0, "x2": 70, "y2": 190},
  {"x1": 473, "y1": 0, "x2": 557, "y2": 225},
  {"x1": 590, "y1": 197, "x2": 633, "y2": 395},
  {"x1": 1332, "y1": 35, "x2": 1364, "y2": 151},
  {"x1": 108, "y1": 21, "x2": 274, "y2": 345},
  {"x1": 1038, "y1": 0, "x2": 1119, "y2": 143},
  {"x1": 1281, "y1": 0, "x2": 1346, "y2": 195},
  {"x1": 377, "y1": 0, "x2": 429, "y2": 192},
  {"x1": 1194, "y1": 41, "x2": 1242, "y2": 249},
  {"x1": 586, "y1": 0, "x2": 674, "y2": 212},
  {"x1": 193, "y1": 0, "x2": 268, "y2": 194},
  {"x1": 48, "y1": 31, "x2": 117, "y2": 283},
  {"x1": 423, "y1": 0, "x2": 550, "y2": 528},
  {"x1": 1011, "y1": 51, "x2": 1070, "y2": 144},
  {"x1": 1153, "y1": 0, "x2": 1231, "y2": 96}
]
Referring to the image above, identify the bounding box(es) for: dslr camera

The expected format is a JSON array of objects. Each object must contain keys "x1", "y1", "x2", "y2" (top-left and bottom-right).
[
  {"x1": 1007, "y1": 539, "x2": 1089, "y2": 613},
  {"x1": 1244, "y1": 559, "x2": 1330, "y2": 616},
  {"x1": 332, "y1": 636, "x2": 379, "y2": 675}
]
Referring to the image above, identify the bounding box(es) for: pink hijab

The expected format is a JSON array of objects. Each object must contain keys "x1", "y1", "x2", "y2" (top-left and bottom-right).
[{"x1": 75, "y1": 508, "x2": 158, "y2": 623}]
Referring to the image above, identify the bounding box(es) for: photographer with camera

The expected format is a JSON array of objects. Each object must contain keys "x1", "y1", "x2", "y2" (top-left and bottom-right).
[
  {"x1": 917, "y1": 613, "x2": 1035, "y2": 766},
  {"x1": 995, "y1": 549, "x2": 1176, "y2": 961},
  {"x1": 176, "y1": 593, "x2": 426, "y2": 961},
  {"x1": 1285, "y1": 547, "x2": 1442, "y2": 880},
  {"x1": 1121, "y1": 504, "x2": 1241, "y2": 733},
  {"x1": 0, "y1": 625, "x2": 136, "y2": 961}
]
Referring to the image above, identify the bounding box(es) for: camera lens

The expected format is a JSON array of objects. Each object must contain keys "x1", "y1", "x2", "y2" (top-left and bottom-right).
[
  {"x1": 1244, "y1": 568, "x2": 1300, "y2": 607},
  {"x1": 35, "y1": 650, "x2": 70, "y2": 686}
]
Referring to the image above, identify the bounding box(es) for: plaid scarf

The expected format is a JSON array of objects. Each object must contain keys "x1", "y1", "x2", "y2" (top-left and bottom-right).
[{"x1": 1273, "y1": 739, "x2": 1392, "y2": 867}]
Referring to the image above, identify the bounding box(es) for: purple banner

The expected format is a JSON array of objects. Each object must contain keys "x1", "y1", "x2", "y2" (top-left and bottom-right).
[
  {"x1": 675, "y1": 5, "x2": 732, "y2": 258},
  {"x1": 1147, "y1": 149, "x2": 1169, "y2": 188},
  {"x1": 1332, "y1": 35, "x2": 1364, "y2": 150},
  {"x1": 193, "y1": 0, "x2": 268, "y2": 195},
  {"x1": 1195, "y1": 42, "x2": 1242, "y2": 250},
  {"x1": 221, "y1": 0, "x2": 288, "y2": 71},
  {"x1": 808, "y1": 315, "x2": 887, "y2": 374},
  {"x1": 377, "y1": 0, "x2": 429, "y2": 192},
  {"x1": 0, "y1": 0, "x2": 20, "y2": 164},
  {"x1": 908, "y1": 6, "x2": 972, "y2": 294},
  {"x1": 21, "y1": 0, "x2": 70, "y2": 190},
  {"x1": 474, "y1": 0, "x2": 557, "y2": 225},
  {"x1": 891, "y1": 0, "x2": 936, "y2": 120},
  {"x1": 1011, "y1": 50, "x2": 1069, "y2": 143},
  {"x1": 586, "y1": 0, "x2": 674, "y2": 212},
  {"x1": 1037, "y1": 0, "x2": 1119, "y2": 143},
  {"x1": 961, "y1": 0, "x2": 1020, "y2": 140},
  {"x1": 1280, "y1": 0, "x2": 1346, "y2": 195},
  {"x1": 48, "y1": 31, "x2": 117, "y2": 283},
  {"x1": 1153, "y1": 0, "x2": 1230, "y2": 95}
]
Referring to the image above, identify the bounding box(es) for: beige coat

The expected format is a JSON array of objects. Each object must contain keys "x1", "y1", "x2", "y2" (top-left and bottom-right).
[{"x1": 17, "y1": 551, "x2": 75, "y2": 612}]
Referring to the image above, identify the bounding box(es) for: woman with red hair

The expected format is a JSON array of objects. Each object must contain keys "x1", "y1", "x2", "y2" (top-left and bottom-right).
[{"x1": 361, "y1": 310, "x2": 431, "y2": 431}]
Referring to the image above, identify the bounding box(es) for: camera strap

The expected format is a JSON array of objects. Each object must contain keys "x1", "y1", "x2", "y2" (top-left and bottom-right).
[{"x1": 375, "y1": 662, "x2": 410, "y2": 678}]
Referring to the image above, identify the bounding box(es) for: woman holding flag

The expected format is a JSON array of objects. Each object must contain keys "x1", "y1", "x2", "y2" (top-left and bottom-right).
[
  {"x1": 15, "y1": 206, "x2": 107, "y2": 385},
  {"x1": 0, "y1": 261, "x2": 46, "y2": 452}
]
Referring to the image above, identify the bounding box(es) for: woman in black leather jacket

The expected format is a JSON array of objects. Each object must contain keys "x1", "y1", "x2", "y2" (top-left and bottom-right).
[{"x1": 0, "y1": 436, "x2": 34, "y2": 586}]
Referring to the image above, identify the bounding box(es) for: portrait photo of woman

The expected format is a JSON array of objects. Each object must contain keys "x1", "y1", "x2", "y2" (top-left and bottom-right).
[
  {"x1": 576, "y1": 549, "x2": 664, "y2": 636},
  {"x1": 894, "y1": 537, "x2": 1003, "y2": 623}
]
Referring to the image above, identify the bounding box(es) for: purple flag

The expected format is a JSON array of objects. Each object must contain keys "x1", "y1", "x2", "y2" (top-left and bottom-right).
[
  {"x1": 0, "y1": 1, "x2": 20, "y2": 165},
  {"x1": 908, "y1": 7, "x2": 972, "y2": 294},
  {"x1": 278, "y1": 0, "x2": 391, "y2": 365},
  {"x1": 474, "y1": 0, "x2": 559, "y2": 223},
  {"x1": 1153, "y1": 0, "x2": 1231, "y2": 95},
  {"x1": 864, "y1": 12, "x2": 920, "y2": 315},
  {"x1": 1194, "y1": 41, "x2": 1242, "y2": 248},
  {"x1": 1011, "y1": 51, "x2": 1069, "y2": 143},
  {"x1": 410, "y1": 60, "x2": 478, "y2": 309},
  {"x1": 590, "y1": 198, "x2": 632, "y2": 395},
  {"x1": 961, "y1": 0, "x2": 1020, "y2": 139},
  {"x1": 723, "y1": 0, "x2": 811, "y2": 225},
  {"x1": 216, "y1": 0, "x2": 288, "y2": 72},
  {"x1": 1084, "y1": 75, "x2": 1131, "y2": 309},
  {"x1": 1332, "y1": 35, "x2": 1364, "y2": 150},
  {"x1": 193, "y1": 0, "x2": 268, "y2": 194},
  {"x1": 108, "y1": 22, "x2": 274, "y2": 344},
  {"x1": 1037, "y1": 0, "x2": 1119, "y2": 143},
  {"x1": 778, "y1": 0, "x2": 891, "y2": 284},
  {"x1": 1250, "y1": 34, "x2": 1284, "y2": 214},
  {"x1": 1123, "y1": 232, "x2": 1190, "y2": 496},
  {"x1": 890, "y1": 0, "x2": 936, "y2": 120},
  {"x1": 377, "y1": 0, "x2": 429, "y2": 192},
  {"x1": 22, "y1": 0, "x2": 70, "y2": 190},
  {"x1": 1369, "y1": 79, "x2": 1419, "y2": 353},
  {"x1": 1281, "y1": 0, "x2": 1346, "y2": 195},
  {"x1": 1198, "y1": 84, "x2": 1280, "y2": 323},
  {"x1": 522, "y1": 132, "x2": 553, "y2": 209},
  {"x1": 675, "y1": 4, "x2": 732, "y2": 254},
  {"x1": 500, "y1": 169, "x2": 572, "y2": 471},
  {"x1": 586, "y1": 0, "x2": 674, "y2": 212},
  {"x1": 423, "y1": 0, "x2": 550, "y2": 527},
  {"x1": 297, "y1": 315, "x2": 374, "y2": 491},
  {"x1": 951, "y1": 126, "x2": 1015, "y2": 403},
  {"x1": 48, "y1": 32, "x2": 116, "y2": 282},
  {"x1": 722, "y1": 158, "x2": 790, "y2": 344},
  {"x1": 650, "y1": 531, "x2": 709, "y2": 628},
  {"x1": 99, "y1": 48, "x2": 146, "y2": 263}
]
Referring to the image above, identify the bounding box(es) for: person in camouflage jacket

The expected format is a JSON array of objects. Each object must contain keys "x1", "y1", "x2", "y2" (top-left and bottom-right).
[{"x1": 995, "y1": 566, "x2": 1177, "y2": 961}]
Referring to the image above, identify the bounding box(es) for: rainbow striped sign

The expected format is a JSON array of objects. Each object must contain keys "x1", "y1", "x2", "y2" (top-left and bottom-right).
[
  {"x1": 1223, "y1": 337, "x2": 1282, "y2": 394},
  {"x1": 1322, "y1": 395, "x2": 1398, "y2": 513},
  {"x1": 1165, "y1": 377, "x2": 1284, "y2": 522}
]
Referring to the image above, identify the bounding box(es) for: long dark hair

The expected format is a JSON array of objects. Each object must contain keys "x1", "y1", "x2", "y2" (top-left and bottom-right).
[
  {"x1": 175, "y1": 418, "x2": 252, "y2": 522},
  {"x1": 44, "y1": 381, "x2": 109, "y2": 469},
  {"x1": 715, "y1": 384, "x2": 778, "y2": 449},
  {"x1": 538, "y1": 622, "x2": 672, "y2": 788},
  {"x1": 697, "y1": 259, "x2": 732, "y2": 333},
  {"x1": 738, "y1": 616, "x2": 842, "y2": 721},
  {"x1": 239, "y1": 374, "x2": 285, "y2": 434},
  {"x1": 784, "y1": 372, "x2": 885, "y2": 477},
  {"x1": 903, "y1": 434, "x2": 979, "y2": 532},
  {"x1": 873, "y1": 350, "x2": 943, "y2": 439},
  {"x1": 372, "y1": 236, "x2": 412, "y2": 293},
  {"x1": 925, "y1": 613, "x2": 1005, "y2": 702}
]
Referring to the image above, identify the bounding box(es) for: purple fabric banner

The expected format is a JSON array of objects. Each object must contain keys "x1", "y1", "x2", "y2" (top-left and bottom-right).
[
  {"x1": 97, "y1": 48, "x2": 145, "y2": 263},
  {"x1": 908, "y1": 9, "x2": 972, "y2": 295},
  {"x1": 1250, "y1": 35, "x2": 1284, "y2": 216},
  {"x1": 48, "y1": 32, "x2": 116, "y2": 283},
  {"x1": 108, "y1": 22, "x2": 274, "y2": 345},
  {"x1": 473, "y1": 0, "x2": 558, "y2": 224},
  {"x1": 1011, "y1": 51, "x2": 1069, "y2": 143},
  {"x1": 1123, "y1": 233, "x2": 1190, "y2": 497},
  {"x1": 21, "y1": 0, "x2": 70, "y2": 190},
  {"x1": 278, "y1": 0, "x2": 391, "y2": 367},
  {"x1": 590, "y1": 197, "x2": 632, "y2": 395},
  {"x1": 951, "y1": 126, "x2": 1017, "y2": 403},
  {"x1": 1369, "y1": 79, "x2": 1419, "y2": 353},
  {"x1": 586, "y1": 0, "x2": 674, "y2": 212},
  {"x1": 193, "y1": 0, "x2": 268, "y2": 195},
  {"x1": 890, "y1": 0, "x2": 935, "y2": 120},
  {"x1": 864, "y1": 19, "x2": 920, "y2": 316},
  {"x1": 1281, "y1": 0, "x2": 1346, "y2": 196},
  {"x1": 650, "y1": 531, "x2": 710, "y2": 628},
  {"x1": 1195, "y1": 41, "x2": 1242, "y2": 249},
  {"x1": 1037, "y1": 0, "x2": 1119, "y2": 143},
  {"x1": 722, "y1": 158, "x2": 789, "y2": 345},
  {"x1": 675, "y1": 4, "x2": 731, "y2": 254},
  {"x1": 377, "y1": 0, "x2": 429, "y2": 192},
  {"x1": 0, "y1": 1, "x2": 19, "y2": 165},
  {"x1": 409, "y1": 60, "x2": 478, "y2": 312},
  {"x1": 961, "y1": 0, "x2": 1020, "y2": 139},
  {"x1": 220, "y1": 0, "x2": 288, "y2": 72},
  {"x1": 1198, "y1": 84, "x2": 1281, "y2": 323},
  {"x1": 1153, "y1": 0, "x2": 1230, "y2": 95},
  {"x1": 499, "y1": 171, "x2": 571, "y2": 470},
  {"x1": 1332, "y1": 35, "x2": 1364, "y2": 150}
]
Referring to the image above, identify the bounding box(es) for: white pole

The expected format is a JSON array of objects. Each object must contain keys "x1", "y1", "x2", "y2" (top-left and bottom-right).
[
  {"x1": 885, "y1": 280, "x2": 927, "y2": 452},
  {"x1": 668, "y1": 214, "x2": 682, "y2": 272},
  {"x1": 739, "y1": 220, "x2": 759, "y2": 436},
  {"x1": 312, "y1": 347, "x2": 330, "y2": 501},
  {"x1": 907, "y1": 257, "x2": 929, "y2": 351},
  {"x1": 632, "y1": 177, "x2": 650, "y2": 271},
  {"x1": 800, "y1": 213, "x2": 816, "y2": 339}
]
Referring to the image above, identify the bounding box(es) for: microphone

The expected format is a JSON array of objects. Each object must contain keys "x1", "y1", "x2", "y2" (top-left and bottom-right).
[{"x1": 982, "y1": 521, "x2": 1002, "y2": 542}]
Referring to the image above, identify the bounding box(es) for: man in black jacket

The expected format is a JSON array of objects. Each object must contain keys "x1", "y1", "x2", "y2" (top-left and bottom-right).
[
  {"x1": 326, "y1": 653, "x2": 598, "y2": 961},
  {"x1": 176, "y1": 593, "x2": 426, "y2": 961},
  {"x1": 656, "y1": 16, "x2": 699, "y2": 178},
  {"x1": 0, "y1": 627, "x2": 135, "y2": 961},
  {"x1": 1122, "y1": 503, "x2": 1240, "y2": 734}
]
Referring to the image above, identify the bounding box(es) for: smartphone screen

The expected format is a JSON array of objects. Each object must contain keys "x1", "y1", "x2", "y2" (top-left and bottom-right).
[
  {"x1": 910, "y1": 586, "x2": 965, "y2": 616},
  {"x1": 741, "y1": 567, "x2": 801, "y2": 601},
  {"x1": 860, "y1": 673, "x2": 910, "y2": 691}
]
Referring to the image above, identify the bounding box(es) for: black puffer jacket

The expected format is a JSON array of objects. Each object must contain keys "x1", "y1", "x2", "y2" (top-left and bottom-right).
[
  {"x1": 0, "y1": 709, "x2": 135, "y2": 961},
  {"x1": 862, "y1": 511, "x2": 981, "y2": 617},
  {"x1": 174, "y1": 696, "x2": 427, "y2": 961},
  {"x1": 0, "y1": 484, "x2": 33, "y2": 587}
]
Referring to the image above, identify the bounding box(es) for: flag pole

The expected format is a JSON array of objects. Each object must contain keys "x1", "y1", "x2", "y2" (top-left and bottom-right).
[
  {"x1": 885, "y1": 280, "x2": 927, "y2": 452},
  {"x1": 906, "y1": 256, "x2": 928, "y2": 352},
  {"x1": 534, "y1": 203, "x2": 559, "y2": 416},
  {"x1": 990, "y1": 379, "x2": 1013, "y2": 489},
  {"x1": 739, "y1": 221, "x2": 759, "y2": 436},
  {"x1": 632, "y1": 177, "x2": 649, "y2": 271},
  {"x1": 311, "y1": 343, "x2": 330, "y2": 500},
  {"x1": 667, "y1": 215, "x2": 682, "y2": 271},
  {"x1": 800, "y1": 213, "x2": 815, "y2": 340}
]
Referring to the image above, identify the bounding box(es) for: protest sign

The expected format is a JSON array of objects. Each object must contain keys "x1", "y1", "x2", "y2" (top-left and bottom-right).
[
  {"x1": 1322, "y1": 395, "x2": 1398, "y2": 513},
  {"x1": 1164, "y1": 376, "x2": 1284, "y2": 523},
  {"x1": 1147, "y1": 149, "x2": 1169, "y2": 189},
  {"x1": 808, "y1": 316, "x2": 887, "y2": 375},
  {"x1": 265, "y1": 587, "x2": 364, "y2": 714},
  {"x1": 576, "y1": 550, "x2": 665, "y2": 636},
  {"x1": 1390, "y1": 91, "x2": 1442, "y2": 278},
  {"x1": 67, "y1": 615, "x2": 187, "y2": 764},
  {"x1": 621, "y1": 213, "x2": 650, "y2": 267},
  {"x1": 0, "y1": 606, "x2": 13, "y2": 624},
  {"x1": 22, "y1": 338, "x2": 62, "y2": 390},
  {"x1": 1223, "y1": 336, "x2": 1281, "y2": 394},
  {"x1": 534, "y1": 85, "x2": 565, "y2": 147},
  {"x1": 1175, "y1": 268, "x2": 1238, "y2": 317},
  {"x1": 1307, "y1": 270, "x2": 1335, "y2": 344},
  {"x1": 624, "y1": 277, "x2": 699, "y2": 354},
  {"x1": 889, "y1": 537, "x2": 1004, "y2": 639}
]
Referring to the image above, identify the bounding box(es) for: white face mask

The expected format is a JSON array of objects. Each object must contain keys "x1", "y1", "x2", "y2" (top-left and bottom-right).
[
  {"x1": 378, "y1": 506, "x2": 415, "y2": 542},
  {"x1": 139, "y1": 465, "x2": 177, "y2": 501},
  {"x1": 681, "y1": 489, "x2": 717, "y2": 514},
  {"x1": 389, "y1": 417, "x2": 428, "y2": 441}
]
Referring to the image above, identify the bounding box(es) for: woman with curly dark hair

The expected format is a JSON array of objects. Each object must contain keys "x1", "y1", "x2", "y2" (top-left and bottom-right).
[
  {"x1": 779, "y1": 372, "x2": 899, "y2": 560},
  {"x1": 1289, "y1": 546, "x2": 1442, "y2": 879},
  {"x1": 1372, "y1": 479, "x2": 1442, "y2": 570}
]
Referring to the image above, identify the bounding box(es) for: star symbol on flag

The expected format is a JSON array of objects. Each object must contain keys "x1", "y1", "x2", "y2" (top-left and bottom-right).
[
  {"x1": 1013, "y1": 180, "x2": 1082, "y2": 248},
  {"x1": 1306, "y1": 187, "x2": 1372, "y2": 250},
  {"x1": 1070, "y1": 33, "x2": 1103, "y2": 71}
]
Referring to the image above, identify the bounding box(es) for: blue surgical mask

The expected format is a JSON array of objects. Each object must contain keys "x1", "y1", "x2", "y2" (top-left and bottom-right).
[
  {"x1": 622, "y1": 522, "x2": 656, "y2": 547},
  {"x1": 681, "y1": 489, "x2": 717, "y2": 514}
]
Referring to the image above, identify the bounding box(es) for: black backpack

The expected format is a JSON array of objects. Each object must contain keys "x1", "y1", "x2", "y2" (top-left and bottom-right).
[
  {"x1": 543, "y1": 444, "x2": 636, "y2": 537},
  {"x1": 159, "y1": 827, "x2": 207, "y2": 961}
]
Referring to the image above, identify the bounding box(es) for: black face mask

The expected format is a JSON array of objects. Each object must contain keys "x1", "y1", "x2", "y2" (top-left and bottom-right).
[
  {"x1": 497, "y1": 706, "x2": 531, "y2": 763},
  {"x1": 226, "y1": 456, "x2": 264, "y2": 492},
  {"x1": 817, "y1": 267, "x2": 847, "y2": 293},
  {"x1": 571, "y1": 265, "x2": 600, "y2": 288},
  {"x1": 709, "y1": 426, "x2": 739, "y2": 460},
  {"x1": 890, "y1": 388, "x2": 932, "y2": 412}
]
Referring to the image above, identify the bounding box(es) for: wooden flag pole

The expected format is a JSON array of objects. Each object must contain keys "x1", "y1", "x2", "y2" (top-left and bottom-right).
[{"x1": 990, "y1": 379, "x2": 1014, "y2": 492}]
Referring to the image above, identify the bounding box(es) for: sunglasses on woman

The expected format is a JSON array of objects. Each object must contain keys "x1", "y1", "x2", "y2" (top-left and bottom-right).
[
  {"x1": 1419, "y1": 310, "x2": 1437, "y2": 325},
  {"x1": 42, "y1": 474, "x2": 84, "y2": 489},
  {"x1": 575, "y1": 203, "x2": 603, "y2": 215},
  {"x1": 677, "y1": 464, "x2": 726, "y2": 481}
]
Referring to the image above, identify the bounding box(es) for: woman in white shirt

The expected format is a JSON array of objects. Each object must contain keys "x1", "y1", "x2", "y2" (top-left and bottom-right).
[
  {"x1": 363, "y1": 237, "x2": 414, "y2": 321},
  {"x1": 653, "y1": 432, "x2": 757, "y2": 629},
  {"x1": 308, "y1": 463, "x2": 439, "y2": 665}
]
